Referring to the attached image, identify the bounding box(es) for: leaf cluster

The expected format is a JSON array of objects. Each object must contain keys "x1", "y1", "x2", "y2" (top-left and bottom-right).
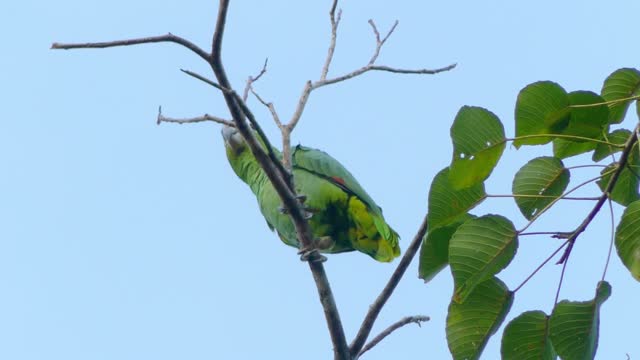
[{"x1": 419, "y1": 68, "x2": 640, "y2": 359}]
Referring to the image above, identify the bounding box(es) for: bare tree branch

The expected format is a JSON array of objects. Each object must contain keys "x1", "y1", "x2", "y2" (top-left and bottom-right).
[
  {"x1": 367, "y1": 20, "x2": 398, "y2": 65},
  {"x1": 180, "y1": 69, "x2": 225, "y2": 91},
  {"x1": 228, "y1": 91, "x2": 290, "y2": 183},
  {"x1": 317, "y1": 63, "x2": 458, "y2": 90},
  {"x1": 251, "y1": 88, "x2": 284, "y2": 129},
  {"x1": 288, "y1": 15, "x2": 456, "y2": 135},
  {"x1": 243, "y1": 58, "x2": 269, "y2": 101},
  {"x1": 557, "y1": 123, "x2": 640, "y2": 264},
  {"x1": 357, "y1": 315, "x2": 430, "y2": 358},
  {"x1": 157, "y1": 110, "x2": 234, "y2": 127},
  {"x1": 52, "y1": 33, "x2": 211, "y2": 63},
  {"x1": 349, "y1": 215, "x2": 429, "y2": 357},
  {"x1": 320, "y1": 0, "x2": 342, "y2": 80}
]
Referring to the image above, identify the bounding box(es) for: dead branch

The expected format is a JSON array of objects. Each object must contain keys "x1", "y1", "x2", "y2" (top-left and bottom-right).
[
  {"x1": 157, "y1": 110, "x2": 234, "y2": 127},
  {"x1": 52, "y1": 33, "x2": 211, "y2": 63},
  {"x1": 357, "y1": 315, "x2": 430, "y2": 358},
  {"x1": 557, "y1": 124, "x2": 640, "y2": 264},
  {"x1": 349, "y1": 215, "x2": 429, "y2": 357}
]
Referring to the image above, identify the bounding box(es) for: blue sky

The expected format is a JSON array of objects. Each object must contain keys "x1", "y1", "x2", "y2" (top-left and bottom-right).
[{"x1": 2, "y1": 1, "x2": 640, "y2": 359}]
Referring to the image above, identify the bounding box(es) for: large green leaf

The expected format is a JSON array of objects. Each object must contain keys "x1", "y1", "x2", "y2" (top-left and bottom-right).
[
  {"x1": 428, "y1": 167, "x2": 486, "y2": 229},
  {"x1": 553, "y1": 138, "x2": 597, "y2": 159},
  {"x1": 515, "y1": 81, "x2": 570, "y2": 147},
  {"x1": 549, "y1": 281, "x2": 611, "y2": 360},
  {"x1": 501, "y1": 310, "x2": 556, "y2": 360},
  {"x1": 592, "y1": 129, "x2": 631, "y2": 162},
  {"x1": 450, "y1": 215, "x2": 518, "y2": 303},
  {"x1": 563, "y1": 91, "x2": 609, "y2": 139},
  {"x1": 419, "y1": 214, "x2": 474, "y2": 283},
  {"x1": 601, "y1": 67, "x2": 640, "y2": 124},
  {"x1": 552, "y1": 91, "x2": 609, "y2": 158},
  {"x1": 615, "y1": 200, "x2": 640, "y2": 281},
  {"x1": 449, "y1": 106, "x2": 506, "y2": 189},
  {"x1": 512, "y1": 157, "x2": 570, "y2": 220},
  {"x1": 597, "y1": 145, "x2": 640, "y2": 206},
  {"x1": 447, "y1": 277, "x2": 513, "y2": 360}
]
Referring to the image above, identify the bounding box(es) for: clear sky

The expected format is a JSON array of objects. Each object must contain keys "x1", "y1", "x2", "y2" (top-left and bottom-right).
[{"x1": 2, "y1": 1, "x2": 640, "y2": 359}]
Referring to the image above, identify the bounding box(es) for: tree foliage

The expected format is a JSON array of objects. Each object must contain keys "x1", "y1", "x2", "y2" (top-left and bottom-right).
[{"x1": 420, "y1": 67, "x2": 640, "y2": 359}]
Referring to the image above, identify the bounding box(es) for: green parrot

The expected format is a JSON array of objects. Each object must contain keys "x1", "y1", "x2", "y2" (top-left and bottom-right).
[{"x1": 221, "y1": 125, "x2": 400, "y2": 262}]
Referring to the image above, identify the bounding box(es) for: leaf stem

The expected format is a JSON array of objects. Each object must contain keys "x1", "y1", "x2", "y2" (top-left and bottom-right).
[{"x1": 507, "y1": 134, "x2": 624, "y2": 147}]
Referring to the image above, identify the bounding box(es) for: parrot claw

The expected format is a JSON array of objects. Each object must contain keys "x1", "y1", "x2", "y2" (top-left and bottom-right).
[
  {"x1": 298, "y1": 249, "x2": 327, "y2": 263},
  {"x1": 298, "y1": 236, "x2": 333, "y2": 262},
  {"x1": 278, "y1": 200, "x2": 317, "y2": 218}
]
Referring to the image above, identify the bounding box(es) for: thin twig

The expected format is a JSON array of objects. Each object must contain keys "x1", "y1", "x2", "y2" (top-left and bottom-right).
[
  {"x1": 251, "y1": 89, "x2": 284, "y2": 129},
  {"x1": 349, "y1": 215, "x2": 429, "y2": 357},
  {"x1": 554, "y1": 246, "x2": 571, "y2": 305},
  {"x1": 513, "y1": 240, "x2": 570, "y2": 293},
  {"x1": 157, "y1": 109, "x2": 234, "y2": 127},
  {"x1": 367, "y1": 20, "x2": 399, "y2": 65},
  {"x1": 180, "y1": 69, "x2": 225, "y2": 91},
  {"x1": 314, "y1": 63, "x2": 457, "y2": 90},
  {"x1": 557, "y1": 124, "x2": 639, "y2": 264},
  {"x1": 229, "y1": 91, "x2": 290, "y2": 183},
  {"x1": 567, "y1": 164, "x2": 608, "y2": 170},
  {"x1": 320, "y1": 0, "x2": 342, "y2": 80},
  {"x1": 486, "y1": 194, "x2": 600, "y2": 200},
  {"x1": 52, "y1": 33, "x2": 211, "y2": 63},
  {"x1": 518, "y1": 171, "x2": 614, "y2": 234},
  {"x1": 243, "y1": 58, "x2": 269, "y2": 101},
  {"x1": 357, "y1": 315, "x2": 430, "y2": 358},
  {"x1": 519, "y1": 231, "x2": 573, "y2": 237},
  {"x1": 601, "y1": 198, "x2": 615, "y2": 281}
]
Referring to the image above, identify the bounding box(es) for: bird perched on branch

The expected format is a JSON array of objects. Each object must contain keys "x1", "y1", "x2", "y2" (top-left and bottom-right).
[{"x1": 222, "y1": 125, "x2": 400, "y2": 262}]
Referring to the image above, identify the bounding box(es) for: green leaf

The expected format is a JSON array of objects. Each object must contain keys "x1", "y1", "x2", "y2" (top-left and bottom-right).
[
  {"x1": 601, "y1": 67, "x2": 640, "y2": 124},
  {"x1": 450, "y1": 215, "x2": 518, "y2": 303},
  {"x1": 447, "y1": 277, "x2": 513, "y2": 360},
  {"x1": 428, "y1": 167, "x2": 486, "y2": 229},
  {"x1": 551, "y1": 91, "x2": 609, "y2": 159},
  {"x1": 550, "y1": 281, "x2": 611, "y2": 360},
  {"x1": 553, "y1": 138, "x2": 597, "y2": 159},
  {"x1": 449, "y1": 106, "x2": 506, "y2": 188},
  {"x1": 563, "y1": 91, "x2": 609, "y2": 139},
  {"x1": 592, "y1": 129, "x2": 631, "y2": 162},
  {"x1": 515, "y1": 81, "x2": 570, "y2": 147},
  {"x1": 615, "y1": 200, "x2": 640, "y2": 281},
  {"x1": 419, "y1": 214, "x2": 474, "y2": 283},
  {"x1": 501, "y1": 311, "x2": 556, "y2": 360},
  {"x1": 512, "y1": 157, "x2": 570, "y2": 220},
  {"x1": 597, "y1": 146, "x2": 640, "y2": 206}
]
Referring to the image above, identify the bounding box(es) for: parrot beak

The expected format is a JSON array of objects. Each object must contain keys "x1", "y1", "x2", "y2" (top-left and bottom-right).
[
  {"x1": 221, "y1": 125, "x2": 237, "y2": 143},
  {"x1": 221, "y1": 125, "x2": 245, "y2": 153}
]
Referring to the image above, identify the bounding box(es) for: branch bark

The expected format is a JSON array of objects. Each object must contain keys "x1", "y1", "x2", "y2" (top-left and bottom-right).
[
  {"x1": 349, "y1": 215, "x2": 429, "y2": 357},
  {"x1": 557, "y1": 123, "x2": 640, "y2": 264},
  {"x1": 357, "y1": 315, "x2": 430, "y2": 358}
]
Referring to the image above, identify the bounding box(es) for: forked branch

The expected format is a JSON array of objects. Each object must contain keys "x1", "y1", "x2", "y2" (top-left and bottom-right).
[
  {"x1": 349, "y1": 215, "x2": 429, "y2": 357},
  {"x1": 357, "y1": 315, "x2": 430, "y2": 358}
]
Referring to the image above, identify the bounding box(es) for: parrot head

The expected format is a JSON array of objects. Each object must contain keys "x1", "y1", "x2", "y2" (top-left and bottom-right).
[
  {"x1": 221, "y1": 125, "x2": 246, "y2": 155},
  {"x1": 221, "y1": 125, "x2": 253, "y2": 183}
]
